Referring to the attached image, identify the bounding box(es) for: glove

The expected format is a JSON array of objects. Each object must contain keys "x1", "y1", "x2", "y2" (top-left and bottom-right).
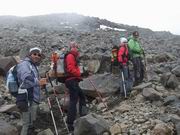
[
  {"x1": 81, "y1": 70, "x2": 89, "y2": 77},
  {"x1": 119, "y1": 63, "x2": 123, "y2": 69},
  {"x1": 39, "y1": 78, "x2": 48, "y2": 86}
]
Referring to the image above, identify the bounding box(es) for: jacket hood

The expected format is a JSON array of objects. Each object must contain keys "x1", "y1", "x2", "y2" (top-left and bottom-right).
[{"x1": 70, "y1": 47, "x2": 79, "y2": 58}]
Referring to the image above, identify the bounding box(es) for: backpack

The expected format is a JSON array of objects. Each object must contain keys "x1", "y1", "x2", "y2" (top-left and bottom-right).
[
  {"x1": 56, "y1": 51, "x2": 84, "y2": 83},
  {"x1": 127, "y1": 37, "x2": 134, "y2": 60},
  {"x1": 56, "y1": 52, "x2": 69, "y2": 83},
  {"x1": 111, "y1": 45, "x2": 119, "y2": 66},
  {"x1": 49, "y1": 50, "x2": 71, "y2": 83},
  {"x1": 6, "y1": 65, "x2": 19, "y2": 97},
  {"x1": 6, "y1": 61, "x2": 33, "y2": 97}
]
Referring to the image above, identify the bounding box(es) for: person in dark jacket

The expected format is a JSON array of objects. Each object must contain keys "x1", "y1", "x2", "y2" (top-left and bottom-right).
[
  {"x1": 64, "y1": 42, "x2": 87, "y2": 132},
  {"x1": 118, "y1": 37, "x2": 132, "y2": 96},
  {"x1": 16, "y1": 47, "x2": 47, "y2": 135}
]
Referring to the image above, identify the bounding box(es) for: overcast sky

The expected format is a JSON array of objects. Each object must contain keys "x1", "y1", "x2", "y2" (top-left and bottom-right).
[{"x1": 0, "y1": 0, "x2": 179, "y2": 35}]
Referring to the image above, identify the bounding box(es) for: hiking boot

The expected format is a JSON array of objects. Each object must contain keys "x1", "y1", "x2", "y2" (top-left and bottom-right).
[
  {"x1": 133, "y1": 81, "x2": 139, "y2": 87},
  {"x1": 68, "y1": 124, "x2": 74, "y2": 132},
  {"x1": 80, "y1": 105, "x2": 88, "y2": 116},
  {"x1": 68, "y1": 130, "x2": 74, "y2": 135}
]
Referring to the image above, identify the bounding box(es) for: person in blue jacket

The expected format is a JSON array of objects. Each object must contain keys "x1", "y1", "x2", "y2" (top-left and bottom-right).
[{"x1": 16, "y1": 47, "x2": 47, "y2": 135}]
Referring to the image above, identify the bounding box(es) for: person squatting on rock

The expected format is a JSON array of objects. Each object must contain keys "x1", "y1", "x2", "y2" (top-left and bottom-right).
[
  {"x1": 128, "y1": 31, "x2": 145, "y2": 86},
  {"x1": 64, "y1": 42, "x2": 88, "y2": 132},
  {"x1": 16, "y1": 47, "x2": 47, "y2": 135},
  {"x1": 118, "y1": 37, "x2": 132, "y2": 96}
]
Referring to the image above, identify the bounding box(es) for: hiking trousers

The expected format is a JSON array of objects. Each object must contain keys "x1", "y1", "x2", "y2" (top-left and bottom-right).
[
  {"x1": 20, "y1": 101, "x2": 38, "y2": 135},
  {"x1": 120, "y1": 65, "x2": 132, "y2": 95},
  {"x1": 132, "y1": 57, "x2": 144, "y2": 84},
  {"x1": 65, "y1": 79, "x2": 87, "y2": 131}
]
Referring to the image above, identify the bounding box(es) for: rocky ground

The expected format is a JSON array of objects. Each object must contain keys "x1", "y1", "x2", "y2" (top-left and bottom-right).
[{"x1": 0, "y1": 13, "x2": 180, "y2": 135}]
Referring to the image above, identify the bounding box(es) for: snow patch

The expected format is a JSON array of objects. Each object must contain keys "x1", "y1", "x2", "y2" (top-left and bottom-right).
[{"x1": 98, "y1": 25, "x2": 126, "y2": 31}]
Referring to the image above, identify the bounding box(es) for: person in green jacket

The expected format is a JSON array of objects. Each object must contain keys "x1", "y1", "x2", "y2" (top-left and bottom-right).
[{"x1": 128, "y1": 31, "x2": 144, "y2": 86}]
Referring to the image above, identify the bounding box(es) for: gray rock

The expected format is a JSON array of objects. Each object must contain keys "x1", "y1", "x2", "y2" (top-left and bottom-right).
[
  {"x1": 166, "y1": 74, "x2": 179, "y2": 89},
  {"x1": 142, "y1": 88, "x2": 162, "y2": 101},
  {"x1": 152, "y1": 123, "x2": 173, "y2": 135},
  {"x1": 37, "y1": 128, "x2": 54, "y2": 135},
  {"x1": 163, "y1": 95, "x2": 179, "y2": 106},
  {"x1": 0, "y1": 120, "x2": 18, "y2": 135},
  {"x1": 74, "y1": 113, "x2": 109, "y2": 135},
  {"x1": 132, "y1": 82, "x2": 152, "y2": 91},
  {"x1": 80, "y1": 73, "x2": 120, "y2": 98},
  {"x1": 172, "y1": 65, "x2": 180, "y2": 77},
  {"x1": 175, "y1": 122, "x2": 180, "y2": 135}
]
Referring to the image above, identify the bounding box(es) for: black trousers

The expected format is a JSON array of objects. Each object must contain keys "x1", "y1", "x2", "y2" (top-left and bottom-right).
[
  {"x1": 65, "y1": 79, "x2": 86, "y2": 130},
  {"x1": 132, "y1": 57, "x2": 144, "y2": 84}
]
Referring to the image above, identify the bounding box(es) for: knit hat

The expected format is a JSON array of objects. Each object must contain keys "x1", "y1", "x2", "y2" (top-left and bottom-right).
[
  {"x1": 133, "y1": 31, "x2": 139, "y2": 37},
  {"x1": 120, "y1": 37, "x2": 128, "y2": 44}
]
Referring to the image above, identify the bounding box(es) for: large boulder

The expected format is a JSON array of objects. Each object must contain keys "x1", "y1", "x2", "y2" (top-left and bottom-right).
[
  {"x1": 86, "y1": 59, "x2": 101, "y2": 73},
  {"x1": 142, "y1": 88, "x2": 162, "y2": 101},
  {"x1": 0, "y1": 56, "x2": 18, "y2": 76},
  {"x1": 151, "y1": 123, "x2": 173, "y2": 135},
  {"x1": 166, "y1": 74, "x2": 179, "y2": 89},
  {"x1": 153, "y1": 53, "x2": 175, "y2": 63},
  {"x1": 80, "y1": 73, "x2": 120, "y2": 98},
  {"x1": 74, "y1": 113, "x2": 110, "y2": 135}
]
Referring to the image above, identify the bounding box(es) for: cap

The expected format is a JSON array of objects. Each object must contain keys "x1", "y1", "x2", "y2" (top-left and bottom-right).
[
  {"x1": 29, "y1": 47, "x2": 45, "y2": 59},
  {"x1": 29, "y1": 47, "x2": 42, "y2": 53}
]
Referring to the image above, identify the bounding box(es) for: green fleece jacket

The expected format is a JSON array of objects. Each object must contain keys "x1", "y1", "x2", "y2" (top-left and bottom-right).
[{"x1": 128, "y1": 37, "x2": 144, "y2": 58}]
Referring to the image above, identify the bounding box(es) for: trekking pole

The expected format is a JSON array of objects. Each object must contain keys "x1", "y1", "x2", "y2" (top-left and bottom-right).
[
  {"x1": 46, "y1": 73, "x2": 69, "y2": 134},
  {"x1": 121, "y1": 70, "x2": 127, "y2": 98},
  {"x1": 142, "y1": 51, "x2": 148, "y2": 81},
  {"x1": 88, "y1": 78, "x2": 108, "y2": 109},
  {"x1": 139, "y1": 41, "x2": 148, "y2": 81},
  {"x1": 43, "y1": 85, "x2": 59, "y2": 135}
]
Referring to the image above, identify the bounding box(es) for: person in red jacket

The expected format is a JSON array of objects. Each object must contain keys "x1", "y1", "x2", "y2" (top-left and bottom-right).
[
  {"x1": 118, "y1": 37, "x2": 129, "y2": 67},
  {"x1": 64, "y1": 42, "x2": 87, "y2": 132},
  {"x1": 118, "y1": 37, "x2": 132, "y2": 96}
]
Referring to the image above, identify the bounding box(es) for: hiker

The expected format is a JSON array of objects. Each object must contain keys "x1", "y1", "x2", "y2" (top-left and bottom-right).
[
  {"x1": 128, "y1": 31, "x2": 144, "y2": 86},
  {"x1": 110, "y1": 45, "x2": 119, "y2": 73},
  {"x1": 118, "y1": 37, "x2": 132, "y2": 96},
  {"x1": 64, "y1": 42, "x2": 88, "y2": 132},
  {"x1": 16, "y1": 47, "x2": 47, "y2": 135}
]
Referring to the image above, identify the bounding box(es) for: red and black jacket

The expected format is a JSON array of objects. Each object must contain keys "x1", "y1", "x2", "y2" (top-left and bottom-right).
[
  {"x1": 64, "y1": 49, "x2": 82, "y2": 82},
  {"x1": 118, "y1": 44, "x2": 129, "y2": 65}
]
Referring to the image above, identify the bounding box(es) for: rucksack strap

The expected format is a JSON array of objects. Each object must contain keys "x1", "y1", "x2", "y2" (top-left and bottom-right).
[{"x1": 12, "y1": 65, "x2": 19, "y2": 87}]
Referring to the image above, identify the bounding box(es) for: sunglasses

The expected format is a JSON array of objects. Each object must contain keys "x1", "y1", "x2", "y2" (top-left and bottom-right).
[{"x1": 32, "y1": 53, "x2": 42, "y2": 57}]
